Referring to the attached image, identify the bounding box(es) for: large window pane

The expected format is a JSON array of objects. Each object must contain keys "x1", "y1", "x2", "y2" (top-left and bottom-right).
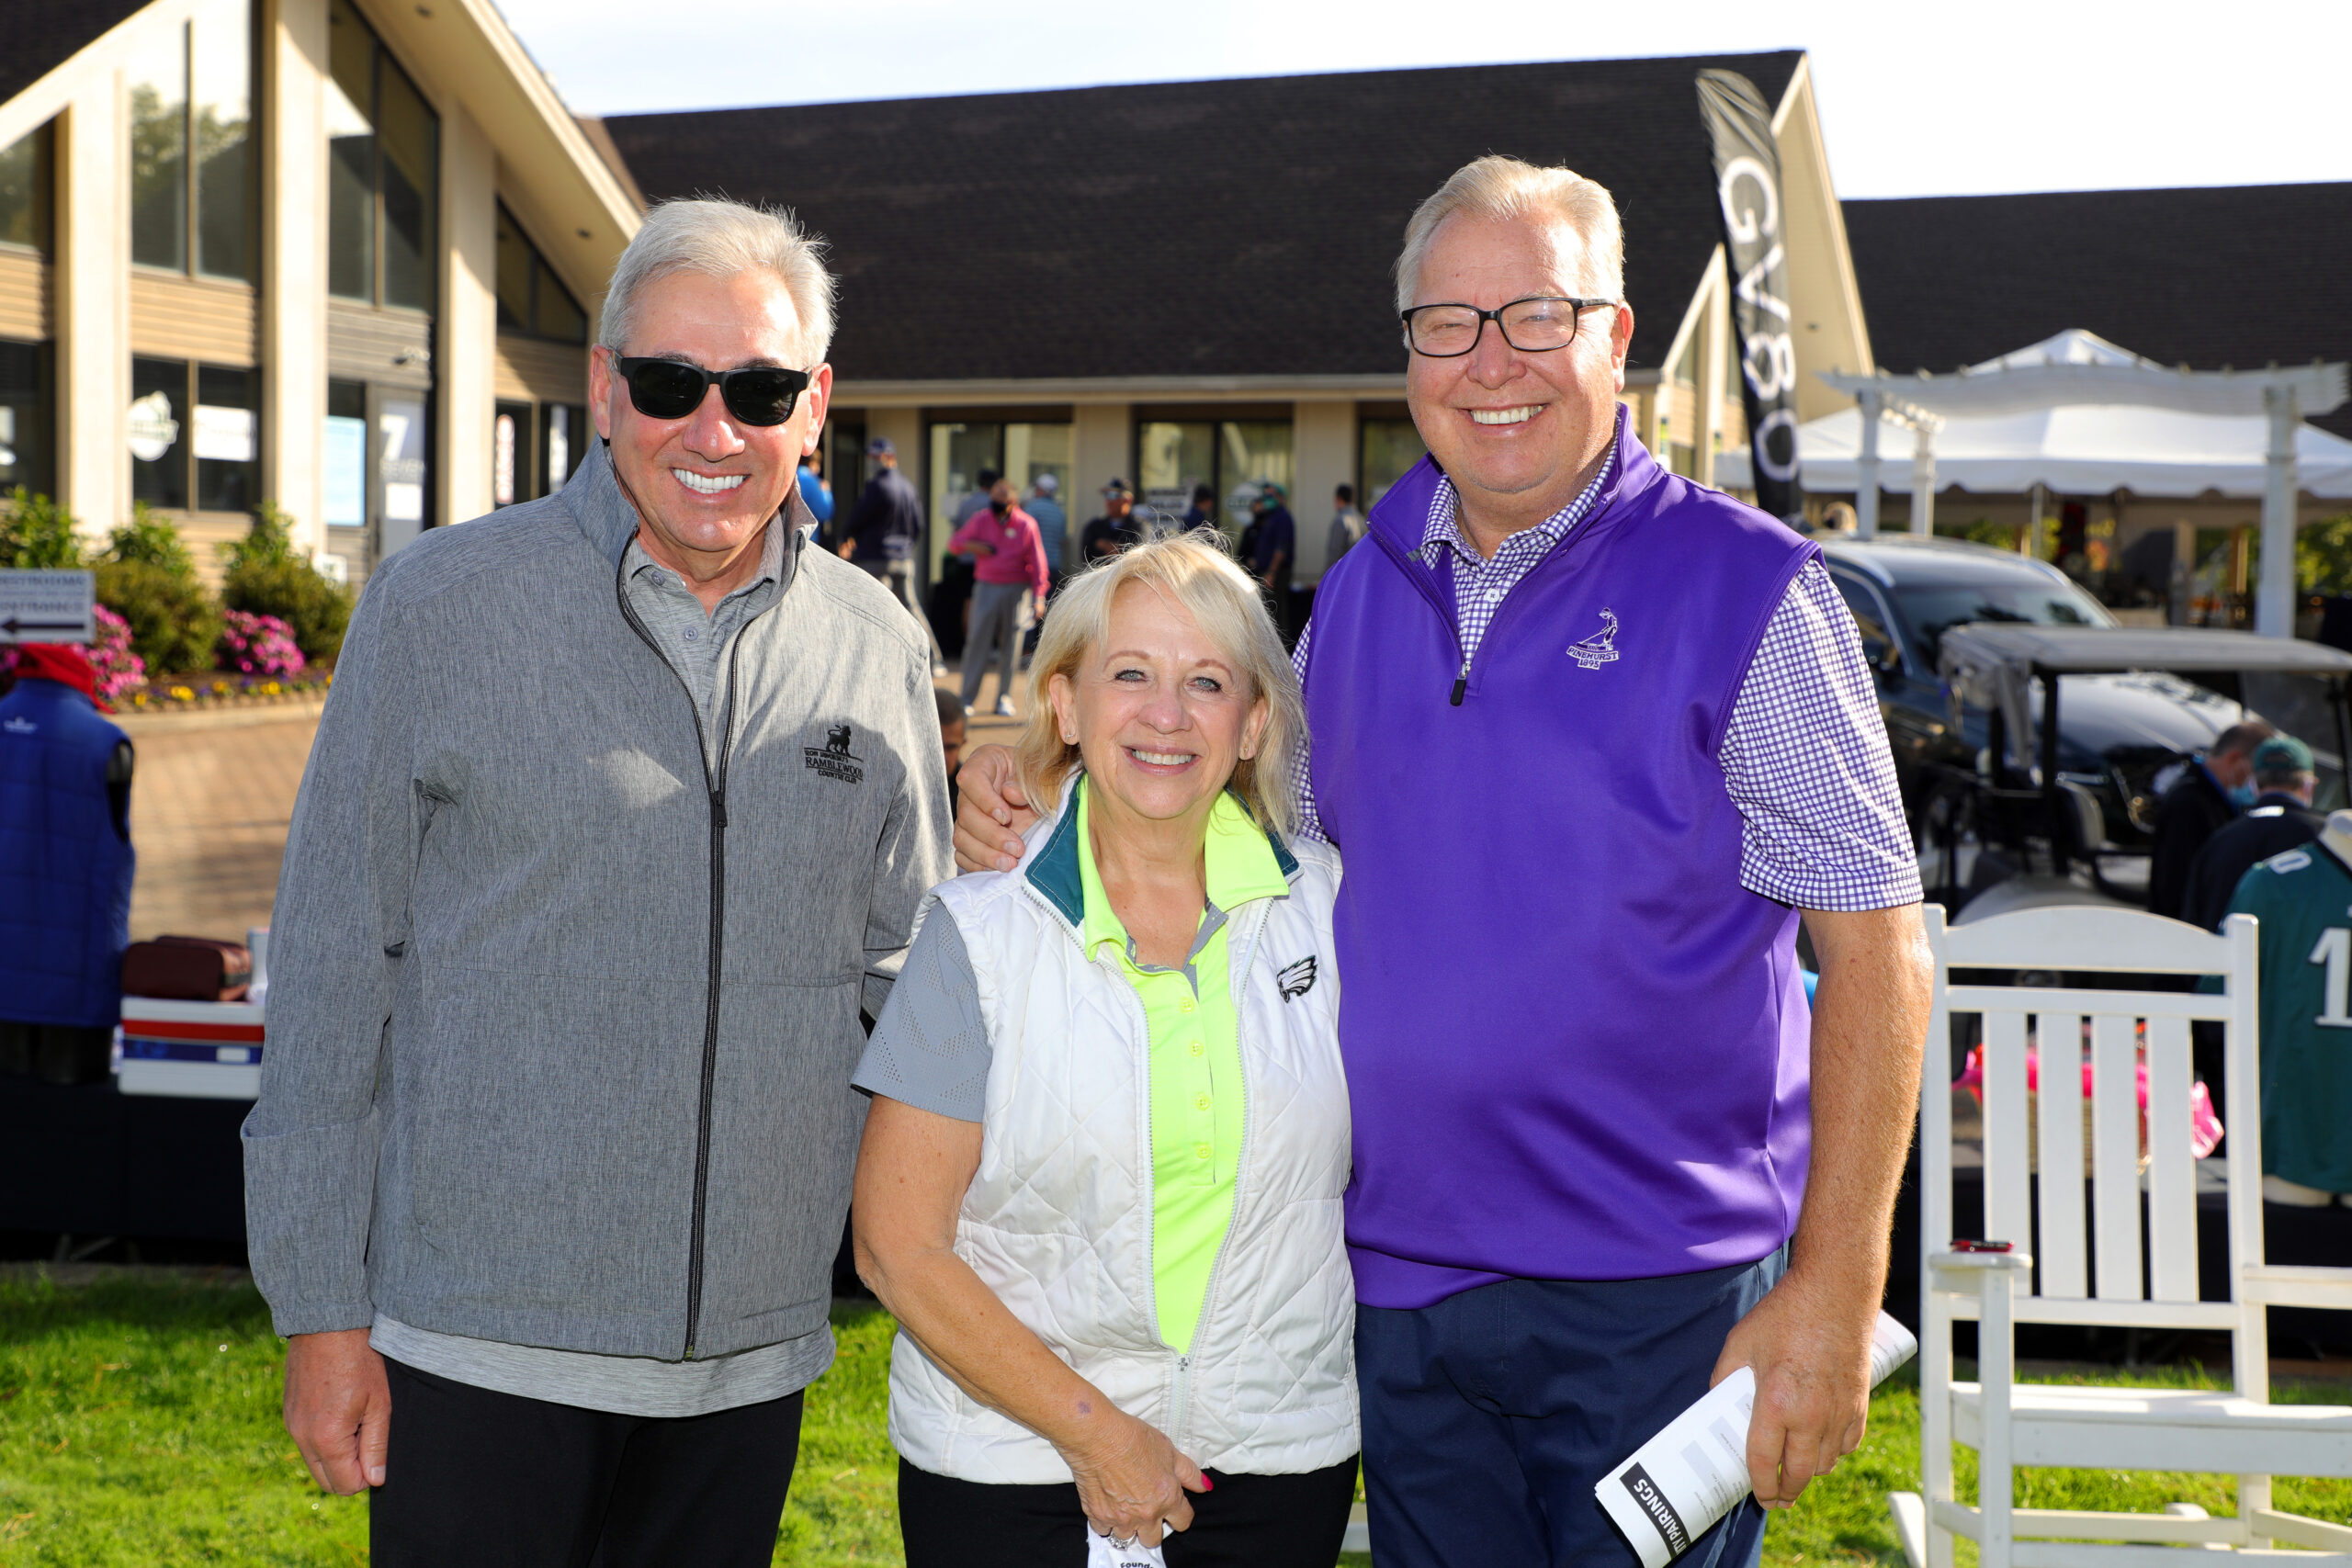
[
  {"x1": 1218, "y1": 421, "x2": 1293, "y2": 530},
  {"x1": 533, "y1": 263, "x2": 586, "y2": 344},
  {"x1": 1360, "y1": 417, "x2": 1428, "y2": 512},
  {"x1": 129, "y1": 24, "x2": 189, "y2": 270},
  {"x1": 494, "y1": 208, "x2": 530, "y2": 332},
  {"x1": 194, "y1": 363, "x2": 258, "y2": 511},
  {"x1": 324, "y1": 0, "x2": 373, "y2": 299},
  {"x1": 1138, "y1": 421, "x2": 1215, "y2": 528},
  {"x1": 0, "y1": 339, "x2": 52, "y2": 498},
  {"x1": 192, "y1": 0, "x2": 254, "y2": 281},
  {"x1": 0, "y1": 122, "x2": 53, "y2": 254},
  {"x1": 377, "y1": 61, "x2": 437, "y2": 311},
  {"x1": 323, "y1": 378, "x2": 368, "y2": 527},
  {"x1": 493, "y1": 400, "x2": 529, "y2": 506},
  {"x1": 130, "y1": 357, "x2": 189, "y2": 510}
]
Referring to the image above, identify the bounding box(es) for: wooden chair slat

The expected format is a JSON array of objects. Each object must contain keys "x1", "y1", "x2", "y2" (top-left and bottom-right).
[
  {"x1": 2036, "y1": 1012, "x2": 2089, "y2": 1300},
  {"x1": 2092, "y1": 1014, "x2": 2146, "y2": 1303},
  {"x1": 2145, "y1": 1016, "x2": 2199, "y2": 1303}
]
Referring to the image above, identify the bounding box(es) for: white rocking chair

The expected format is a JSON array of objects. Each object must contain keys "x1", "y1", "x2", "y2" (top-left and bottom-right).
[{"x1": 1891, "y1": 902, "x2": 2352, "y2": 1568}]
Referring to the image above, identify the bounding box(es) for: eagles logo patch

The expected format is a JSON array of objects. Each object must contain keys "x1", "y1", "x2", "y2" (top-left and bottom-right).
[{"x1": 1275, "y1": 956, "x2": 1317, "y2": 1001}]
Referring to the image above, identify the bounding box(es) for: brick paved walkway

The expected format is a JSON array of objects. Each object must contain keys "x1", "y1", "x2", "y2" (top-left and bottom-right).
[
  {"x1": 121, "y1": 706, "x2": 322, "y2": 943},
  {"x1": 115, "y1": 660, "x2": 1031, "y2": 946}
]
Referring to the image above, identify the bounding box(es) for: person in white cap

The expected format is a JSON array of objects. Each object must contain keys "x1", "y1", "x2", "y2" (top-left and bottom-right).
[{"x1": 1027, "y1": 473, "x2": 1069, "y2": 582}]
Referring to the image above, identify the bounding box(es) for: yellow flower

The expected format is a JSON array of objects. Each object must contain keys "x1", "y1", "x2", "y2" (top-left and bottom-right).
[{"x1": 169, "y1": 685, "x2": 194, "y2": 703}]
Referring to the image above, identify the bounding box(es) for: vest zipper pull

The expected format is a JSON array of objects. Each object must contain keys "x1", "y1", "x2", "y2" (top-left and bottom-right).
[
  {"x1": 1450, "y1": 654, "x2": 1471, "y2": 706},
  {"x1": 710, "y1": 791, "x2": 728, "y2": 829}
]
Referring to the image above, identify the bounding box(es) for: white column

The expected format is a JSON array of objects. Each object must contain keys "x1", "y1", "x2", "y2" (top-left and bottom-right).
[
  {"x1": 1292, "y1": 400, "x2": 1352, "y2": 581},
  {"x1": 1910, "y1": 418, "x2": 1938, "y2": 536},
  {"x1": 57, "y1": 77, "x2": 129, "y2": 542},
  {"x1": 435, "y1": 106, "x2": 498, "y2": 529},
  {"x1": 1854, "y1": 389, "x2": 1881, "y2": 539},
  {"x1": 261, "y1": 0, "x2": 329, "y2": 556},
  {"x1": 2257, "y1": 383, "x2": 2300, "y2": 637}
]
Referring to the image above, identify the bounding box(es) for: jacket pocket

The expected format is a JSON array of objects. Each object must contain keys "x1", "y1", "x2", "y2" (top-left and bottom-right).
[{"x1": 406, "y1": 964, "x2": 703, "y2": 1310}]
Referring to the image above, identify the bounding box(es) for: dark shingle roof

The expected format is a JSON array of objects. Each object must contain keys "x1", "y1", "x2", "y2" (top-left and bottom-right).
[
  {"x1": 0, "y1": 0, "x2": 152, "y2": 107},
  {"x1": 602, "y1": 51, "x2": 1804, "y2": 384},
  {"x1": 1844, "y1": 184, "x2": 2352, "y2": 437}
]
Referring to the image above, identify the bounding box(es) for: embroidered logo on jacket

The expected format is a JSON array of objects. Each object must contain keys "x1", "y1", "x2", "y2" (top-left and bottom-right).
[
  {"x1": 1566, "y1": 607, "x2": 1621, "y2": 670},
  {"x1": 2, "y1": 716, "x2": 34, "y2": 735},
  {"x1": 1276, "y1": 956, "x2": 1317, "y2": 1001},
  {"x1": 805, "y1": 724, "x2": 865, "y2": 784}
]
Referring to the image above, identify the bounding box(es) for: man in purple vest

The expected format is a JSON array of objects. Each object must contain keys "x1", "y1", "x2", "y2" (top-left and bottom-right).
[{"x1": 953, "y1": 155, "x2": 1930, "y2": 1568}]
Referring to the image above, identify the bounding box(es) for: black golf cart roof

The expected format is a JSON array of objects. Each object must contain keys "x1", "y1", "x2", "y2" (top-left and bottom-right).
[{"x1": 1940, "y1": 625, "x2": 2352, "y2": 679}]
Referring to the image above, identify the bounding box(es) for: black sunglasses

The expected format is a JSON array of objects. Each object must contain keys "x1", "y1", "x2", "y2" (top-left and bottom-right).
[{"x1": 609, "y1": 353, "x2": 812, "y2": 426}]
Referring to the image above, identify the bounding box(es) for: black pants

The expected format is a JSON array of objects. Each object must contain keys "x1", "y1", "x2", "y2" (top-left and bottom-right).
[
  {"x1": 371, "y1": 1358, "x2": 804, "y2": 1568},
  {"x1": 899, "y1": 1454, "x2": 1357, "y2": 1568}
]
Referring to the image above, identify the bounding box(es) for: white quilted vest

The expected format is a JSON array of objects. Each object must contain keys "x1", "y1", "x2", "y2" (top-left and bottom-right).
[{"x1": 887, "y1": 786, "x2": 1358, "y2": 1483}]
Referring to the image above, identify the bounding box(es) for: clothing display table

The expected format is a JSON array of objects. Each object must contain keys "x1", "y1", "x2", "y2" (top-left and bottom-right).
[{"x1": 0, "y1": 1074, "x2": 247, "y2": 1242}]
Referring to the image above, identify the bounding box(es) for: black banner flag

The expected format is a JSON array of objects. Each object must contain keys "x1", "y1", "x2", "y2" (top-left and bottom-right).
[{"x1": 1695, "y1": 69, "x2": 1802, "y2": 521}]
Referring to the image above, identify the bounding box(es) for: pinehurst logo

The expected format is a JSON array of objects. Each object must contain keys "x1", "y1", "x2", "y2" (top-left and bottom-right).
[{"x1": 1566, "y1": 607, "x2": 1622, "y2": 670}]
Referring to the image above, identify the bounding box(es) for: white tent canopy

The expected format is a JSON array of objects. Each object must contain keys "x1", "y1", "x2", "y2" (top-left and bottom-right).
[
  {"x1": 1718, "y1": 401, "x2": 2352, "y2": 498},
  {"x1": 1770, "y1": 330, "x2": 2350, "y2": 637}
]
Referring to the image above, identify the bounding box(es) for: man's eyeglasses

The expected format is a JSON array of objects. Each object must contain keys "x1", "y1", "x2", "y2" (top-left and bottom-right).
[
  {"x1": 1399, "y1": 296, "x2": 1618, "y2": 358},
  {"x1": 608, "y1": 352, "x2": 813, "y2": 426}
]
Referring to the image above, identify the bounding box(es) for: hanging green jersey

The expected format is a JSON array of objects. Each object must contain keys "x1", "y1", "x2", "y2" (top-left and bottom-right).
[{"x1": 2227, "y1": 841, "x2": 2352, "y2": 1192}]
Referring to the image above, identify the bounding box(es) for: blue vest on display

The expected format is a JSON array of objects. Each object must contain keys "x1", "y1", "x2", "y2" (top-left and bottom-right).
[{"x1": 0, "y1": 677, "x2": 135, "y2": 1030}]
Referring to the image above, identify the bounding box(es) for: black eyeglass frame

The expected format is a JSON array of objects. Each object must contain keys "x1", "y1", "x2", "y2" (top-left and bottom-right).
[
  {"x1": 606, "y1": 350, "x2": 815, "y2": 426},
  {"x1": 1397, "y1": 295, "x2": 1620, "y2": 357}
]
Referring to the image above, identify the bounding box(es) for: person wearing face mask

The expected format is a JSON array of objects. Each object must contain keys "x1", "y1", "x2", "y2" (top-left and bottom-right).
[
  {"x1": 2148, "y1": 719, "x2": 2275, "y2": 922},
  {"x1": 949, "y1": 477, "x2": 1052, "y2": 718}
]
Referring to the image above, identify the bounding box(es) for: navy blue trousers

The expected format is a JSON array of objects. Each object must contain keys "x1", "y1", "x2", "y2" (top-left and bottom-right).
[{"x1": 1356, "y1": 1249, "x2": 1786, "y2": 1568}]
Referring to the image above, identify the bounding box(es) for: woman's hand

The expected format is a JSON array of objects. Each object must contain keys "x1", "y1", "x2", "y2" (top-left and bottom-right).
[
  {"x1": 953, "y1": 744, "x2": 1037, "y2": 873},
  {"x1": 1062, "y1": 1407, "x2": 1209, "y2": 1547}
]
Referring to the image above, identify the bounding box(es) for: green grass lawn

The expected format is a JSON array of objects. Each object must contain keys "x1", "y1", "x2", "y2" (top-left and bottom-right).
[{"x1": 4, "y1": 1268, "x2": 2349, "y2": 1567}]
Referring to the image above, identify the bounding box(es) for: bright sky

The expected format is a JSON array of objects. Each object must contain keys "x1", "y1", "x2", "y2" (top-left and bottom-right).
[{"x1": 497, "y1": 0, "x2": 2350, "y2": 201}]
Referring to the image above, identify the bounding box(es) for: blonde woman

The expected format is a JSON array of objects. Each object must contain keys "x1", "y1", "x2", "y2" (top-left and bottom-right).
[{"x1": 852, "y1": 531, "x2": 1356, "y2": 1567}]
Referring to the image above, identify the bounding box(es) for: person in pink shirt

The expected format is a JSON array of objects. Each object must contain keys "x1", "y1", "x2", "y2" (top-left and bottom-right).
[{"x1": 950, "y1": 477, "x2": 1052, "y2": 716}]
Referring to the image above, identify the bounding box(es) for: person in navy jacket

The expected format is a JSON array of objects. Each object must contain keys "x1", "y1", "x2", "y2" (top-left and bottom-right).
[{"x1": 0, "y1": 642, "x2": 134, "y2": 1084}]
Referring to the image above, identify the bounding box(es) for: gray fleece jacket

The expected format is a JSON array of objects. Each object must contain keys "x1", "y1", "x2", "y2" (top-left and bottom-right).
[{"x1": 243, "y1": 441, "x2": 951, "y2": 1360}]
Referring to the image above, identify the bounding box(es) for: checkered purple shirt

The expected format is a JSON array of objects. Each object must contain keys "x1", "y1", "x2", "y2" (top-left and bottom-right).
[{"x1": 1289, "y1": 472, "x2": 1922, "y2": 912}]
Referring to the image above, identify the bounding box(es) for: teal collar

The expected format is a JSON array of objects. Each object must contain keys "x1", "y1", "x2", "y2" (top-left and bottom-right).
[{"x1": 1023, "y1": 776, "x2": 1299, "y2": 931}]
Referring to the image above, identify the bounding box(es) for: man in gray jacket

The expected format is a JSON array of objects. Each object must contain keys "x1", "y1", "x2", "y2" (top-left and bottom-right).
[{"x1": 243, "y1": 198, "x2": 951, "y2": 1565}]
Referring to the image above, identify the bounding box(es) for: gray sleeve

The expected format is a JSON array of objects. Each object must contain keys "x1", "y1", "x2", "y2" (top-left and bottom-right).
[
  {"x1": 241, "y1": 577, "x2": 420, "y2": 1336},
  {"x1": 862, "y1": 657, "x2": 956, "y2": 1020},
  {"x1": 853, "y1": 910, "x2": 990, "y2": 1122}
]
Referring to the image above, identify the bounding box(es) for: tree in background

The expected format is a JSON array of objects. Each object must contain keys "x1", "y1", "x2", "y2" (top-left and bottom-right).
[
  {"x1": 0, "y1": 487, "x2": 85, "y2": 568},
  {"x1": 218, "y1": 502, "x2": 352, "y2": 664},
  {"x1": 2295, "y1": 515, "x2": 2352, "y2": 595}
]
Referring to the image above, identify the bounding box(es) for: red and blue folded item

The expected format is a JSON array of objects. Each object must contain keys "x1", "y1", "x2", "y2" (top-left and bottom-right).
[{"x1": 119, "y1": 997, "x2": 264, "y2": 1066}]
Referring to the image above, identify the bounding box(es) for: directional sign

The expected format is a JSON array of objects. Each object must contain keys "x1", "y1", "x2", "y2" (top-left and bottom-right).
[{"x1": 0, "y1": 570, "x2": 96, "y2": 644}]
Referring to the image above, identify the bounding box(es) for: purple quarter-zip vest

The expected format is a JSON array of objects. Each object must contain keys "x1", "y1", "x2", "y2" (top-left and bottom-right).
[{"x1": 1305, "y1": 408, "x2": 1819, "y2": 1309}]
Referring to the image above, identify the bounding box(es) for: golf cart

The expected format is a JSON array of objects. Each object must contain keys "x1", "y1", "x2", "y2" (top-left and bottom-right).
[{"x1": 1926, "y1": 625, "x2": 2352, "y2": 915}]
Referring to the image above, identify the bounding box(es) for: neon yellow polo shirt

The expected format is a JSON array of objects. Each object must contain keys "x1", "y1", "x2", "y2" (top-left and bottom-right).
[{"x1": 1075, "y1": 778, "x2": 1291, "y2": 1354}]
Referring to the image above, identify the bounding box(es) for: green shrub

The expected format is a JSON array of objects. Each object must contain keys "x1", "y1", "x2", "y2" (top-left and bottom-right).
[
  {"x1": 2297, "y1": 514, "x2": 2352, "y2": 595},
  {"x1": 217, "y1": 503, "x2": 353, "y2": 664},
  {"x1": 106, "y1": 502, "x2": 199, "y2": 579},
  {"x1": 221, "y1": 558, "x2": 351, "y2": 664},
  {"x1": 94, "y1": 558, "x2": 221, "y2": 676},
  {"x1": 0, "y1": 488, "x2": 86, "y2": 568}
]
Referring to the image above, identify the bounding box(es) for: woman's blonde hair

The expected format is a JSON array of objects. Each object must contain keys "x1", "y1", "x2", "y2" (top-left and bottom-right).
[{"x1": 1013, "y1": 528, "x2": 1304, "y2": 838}]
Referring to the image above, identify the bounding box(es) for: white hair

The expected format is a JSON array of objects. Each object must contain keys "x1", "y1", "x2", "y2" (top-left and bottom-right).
[
  {"x1": 1394, "y1": 155, "x2": 1626, "y2": 314},
  {"x1": 599, "y1": 197, "x2": 837, "y2": 364}
]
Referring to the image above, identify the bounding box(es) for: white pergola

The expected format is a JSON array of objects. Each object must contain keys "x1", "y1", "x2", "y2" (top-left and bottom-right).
[{"x1": 1820, "y1": 332, "x2": 2350, "y2": 637}]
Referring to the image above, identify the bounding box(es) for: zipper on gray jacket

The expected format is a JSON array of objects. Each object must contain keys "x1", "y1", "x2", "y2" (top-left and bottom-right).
[{"x1": 613, "y1": 554, "x2": 769, "y2": 1359}]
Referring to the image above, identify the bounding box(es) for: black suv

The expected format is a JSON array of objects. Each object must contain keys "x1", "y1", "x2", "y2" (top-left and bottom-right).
[{"x1": 1817, "y1": 534, "x2": 2246, "y2": 871}]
